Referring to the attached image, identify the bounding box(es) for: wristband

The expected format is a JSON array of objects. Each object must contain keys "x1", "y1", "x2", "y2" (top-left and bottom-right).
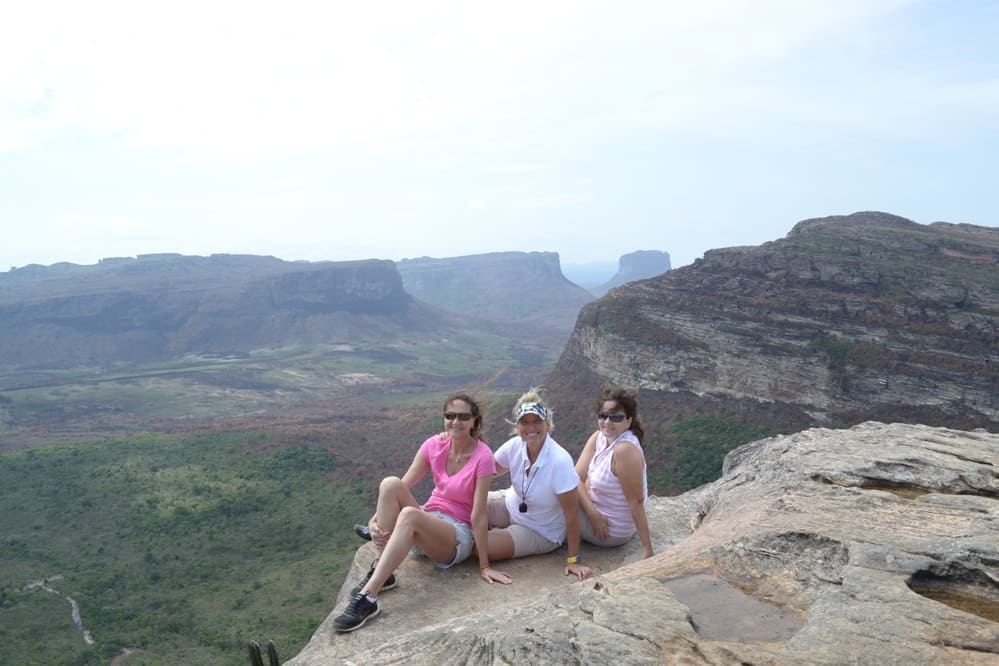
[
  {"x1": 566, "y1": 555, "x2": 583, "y2": 565},
  {"x1": 480, "y1": 562, "x2": 490, "y2": 570}
]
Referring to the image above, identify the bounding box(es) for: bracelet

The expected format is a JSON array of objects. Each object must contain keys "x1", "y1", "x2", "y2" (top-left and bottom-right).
[
  {"x1": 480, "y1": 562, "x2": 490, "y2": 570},
  {"x1": 566, "y1": 555, "x2": 583, "y2": 565}
]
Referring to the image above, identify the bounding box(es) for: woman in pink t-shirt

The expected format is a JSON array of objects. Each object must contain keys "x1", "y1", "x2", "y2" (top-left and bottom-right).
[
  {"x1": 332, "y1": 393, "x2": 512, "y2": 632},
  {"x1": 575, "y1": 386, "x2": 654, "y2": 559}
]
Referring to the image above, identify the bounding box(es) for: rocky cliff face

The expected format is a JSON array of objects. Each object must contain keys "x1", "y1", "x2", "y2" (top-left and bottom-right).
[
  {"x1": 591, "y1": 249, "x2": 671, "y2": 297},
  {"x1": 397, "y1": 251, "x2": 593, "y2": 340},
  {"x1": 288, "y1": 422, "x2": 999, "y2": 665},
  {"x1": 0, "y1": 255, "x2": 415, "y2": 367},
  {"x1": 548, "y1": 212, "x2": 999, "y2": 440}
]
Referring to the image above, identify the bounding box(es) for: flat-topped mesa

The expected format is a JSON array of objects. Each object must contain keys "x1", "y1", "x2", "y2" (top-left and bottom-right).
[
  {"x1": 591, "y1": 249, "x2": 671, "y2": 297},
  {"x1": 0, "y1": 256, "x2": 413, "y2": 367},
  {"x1": 397, "y1": 251, "x2": 593, "y2": 337},
  {"x1": 288, "y1": 422, "x2": 999, "y2": 665},
  {"x1": 547, "y1": 211, "x2": 999, "y2": 438}
]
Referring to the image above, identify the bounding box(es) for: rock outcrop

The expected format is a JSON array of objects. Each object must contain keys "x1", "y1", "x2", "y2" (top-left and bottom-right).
[
  {"x1": 288, "y1": 422, "x2": 999, "y2": 665},
  {"x1": 397, "y1": 251, "x2": 593, "y2": 341},
  {"x1": 548, "y1": 212, "x2": 999, "y2": 442},
  {"x1": 0, "y1": 254, "x2": 424, "y2": 367},
  {"x1": 591, "y1": 249, "x2": 672, "y2": 297}
]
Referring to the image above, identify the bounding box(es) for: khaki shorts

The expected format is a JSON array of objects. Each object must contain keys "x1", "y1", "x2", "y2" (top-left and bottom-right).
[
  {"x1": 486, "y1": 490, "x2": 560, "y2": 558},
  {"x1": 577, "y1": 508, "x2": 633, "y2": 547}
]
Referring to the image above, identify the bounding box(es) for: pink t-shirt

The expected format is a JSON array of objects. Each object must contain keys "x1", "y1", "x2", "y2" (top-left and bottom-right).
[{"x1": 420, "y1": 435, "x2": 496, "y2": 527}]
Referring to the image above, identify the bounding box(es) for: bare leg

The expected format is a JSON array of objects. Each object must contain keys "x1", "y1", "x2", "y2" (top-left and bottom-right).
[
  {"x1": 485, "y1": 528, "x2": 517, "y2": 562},
  {"x1": 372, "y1": 476, "x2": 420, "y2": 554},
  {"x1": 361, "y1": 507, "x2": 458, "y2": 597}
]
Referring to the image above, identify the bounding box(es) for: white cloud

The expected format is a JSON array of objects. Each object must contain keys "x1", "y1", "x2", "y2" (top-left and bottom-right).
[
  {"x1": 1, "y1": 0, "x2": 935, "y2": 163},
  {"x1": 1, "y1": 0, "x2": 996, "y2": 272}
]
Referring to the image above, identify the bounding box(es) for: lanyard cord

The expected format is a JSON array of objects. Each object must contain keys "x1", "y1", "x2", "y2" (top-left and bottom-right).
[{"x1": 519, "y1": 461, "x2": 536, "y2": 501}]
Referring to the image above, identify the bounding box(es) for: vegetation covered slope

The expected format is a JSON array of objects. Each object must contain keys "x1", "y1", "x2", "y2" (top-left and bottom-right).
[{"x1": 0, "y1": 432, "x2": 368, "y2": 665}]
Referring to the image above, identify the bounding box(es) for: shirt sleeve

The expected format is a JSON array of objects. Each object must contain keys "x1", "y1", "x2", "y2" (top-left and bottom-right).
[
  {"x1": 475, "y1": 441, "x2": 497, "y2": 477},
  {"x1": 419, "y1": 435, "x2": 440, "y2": 466},
  {"x1": 553, "y1": 452, "x2": 581, "y2": 495}
]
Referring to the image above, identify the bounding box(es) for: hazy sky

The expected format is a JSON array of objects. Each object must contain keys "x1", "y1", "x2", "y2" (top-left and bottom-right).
[{"x1": 2, "y1": 1, "x2": 997, "y2": 271}]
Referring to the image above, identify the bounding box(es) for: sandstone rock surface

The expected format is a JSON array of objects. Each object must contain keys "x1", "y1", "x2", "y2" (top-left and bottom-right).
[{"x1": 288, "y1": 422, "x2": 998, "y2": 665}]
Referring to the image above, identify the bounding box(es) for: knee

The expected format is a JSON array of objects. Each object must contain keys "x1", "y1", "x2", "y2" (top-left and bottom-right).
[
  {"x1": 378, "y1": 476, "x2": 404, "y2": 497},
  {"x1": 396, "y1": 506, "x2": 422, "y2": 529}
]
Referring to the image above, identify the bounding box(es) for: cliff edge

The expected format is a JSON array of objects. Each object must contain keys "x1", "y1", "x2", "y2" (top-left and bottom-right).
[{"x1": 288, "y1": 422, "x2": 999, "y2": 665}]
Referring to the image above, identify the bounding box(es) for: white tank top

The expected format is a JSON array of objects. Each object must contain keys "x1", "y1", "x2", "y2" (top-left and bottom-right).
[{"x1": 587, "y1": 429, "x2": 647, "y2": 538}]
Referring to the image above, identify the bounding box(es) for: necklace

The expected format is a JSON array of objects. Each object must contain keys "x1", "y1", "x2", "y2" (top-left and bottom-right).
[{"x1": 450, "y1": 441, "x2": 474, "y2": 466}]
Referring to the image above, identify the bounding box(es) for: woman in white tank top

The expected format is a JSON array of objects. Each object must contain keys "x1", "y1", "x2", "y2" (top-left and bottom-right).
[{"x1": 575, "y1": 386, "x2": 654, "y2": 559}]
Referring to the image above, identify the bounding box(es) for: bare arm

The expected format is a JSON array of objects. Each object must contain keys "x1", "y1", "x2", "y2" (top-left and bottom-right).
[
  {"x1": 557, "y1": 488, "x2": 591, "y2": 580},
  {"x1": 574, "y1": 431, "x2": 598, "y2": 480},
  {"x1": 400, "y1": 447, "x2": 431, "y2": 488},
  {"x1": 574, "y1": 431, "x2": 608, "y2": 539},
  {"x1": 614, "y1": 443, "x2": 654, "y2": 559},
  {"x1": 472, "y1": 474, "x2": 512, "y2": 584}
]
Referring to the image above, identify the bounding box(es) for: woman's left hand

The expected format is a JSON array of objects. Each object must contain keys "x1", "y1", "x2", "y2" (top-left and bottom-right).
[
  {"x1": 564, "y1": 562, "x2": 591, "y2": 580},
  {"x1": 480, "y1": 566, "x2": 513, "y2": 585}
]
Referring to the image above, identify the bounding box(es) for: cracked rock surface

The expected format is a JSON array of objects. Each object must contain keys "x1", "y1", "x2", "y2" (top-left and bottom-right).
[{"x1": 288, "y1": 422, "x2": 999, "y2": 665}]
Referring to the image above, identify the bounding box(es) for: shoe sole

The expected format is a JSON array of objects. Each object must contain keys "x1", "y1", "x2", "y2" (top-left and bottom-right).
[{"x1": 334, "y1": 605, "x2": 381, "y2": 632}]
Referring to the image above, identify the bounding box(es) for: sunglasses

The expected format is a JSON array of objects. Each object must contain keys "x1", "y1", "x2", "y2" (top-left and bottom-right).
[
  {"x1": 444, "y1": 412, "x2": 473, "y2": 421},
  {"x1": 598, "y1": 412, "x2": 627, "y2": 423}
]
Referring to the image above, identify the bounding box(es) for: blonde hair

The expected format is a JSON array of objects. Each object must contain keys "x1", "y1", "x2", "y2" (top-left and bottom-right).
[{"x1": 508, "y1": 386, "x2": 555, "y2": 434}]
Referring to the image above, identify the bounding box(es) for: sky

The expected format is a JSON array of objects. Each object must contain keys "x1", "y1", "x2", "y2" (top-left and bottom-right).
[{"x1": 2, "y1": 0, "x2": 997, "y2": 272}]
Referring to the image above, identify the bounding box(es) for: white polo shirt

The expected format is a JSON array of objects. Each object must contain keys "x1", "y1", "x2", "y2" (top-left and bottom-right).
[{"x1": 494, "y1": 434, "x2": 580, "y2": 544}]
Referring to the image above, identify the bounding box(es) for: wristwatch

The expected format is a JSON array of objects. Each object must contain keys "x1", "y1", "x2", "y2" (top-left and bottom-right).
[{"x1": 566, "y1": 554, "x2": 583, "y2": 565}]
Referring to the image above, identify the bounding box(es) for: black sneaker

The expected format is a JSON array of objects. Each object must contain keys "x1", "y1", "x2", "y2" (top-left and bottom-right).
[
  {"x1": 349, "y1": 562, "x2": 397, "y2": 597},
  {"x1": 353, "y1": 524, "x2": 372, "y2": 541},
  {"x1": 333, "y1": 593, "x2": 380, "y2": 632}
]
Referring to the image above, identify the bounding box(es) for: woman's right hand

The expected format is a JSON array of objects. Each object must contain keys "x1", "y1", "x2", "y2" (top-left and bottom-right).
[
  {"x1": 368, "y1": 517, "x2": 390, "y2": 549},
  {"x1": 587, "y1": 509, "x2": 610, "y2": 540},
  {"x1": 480, "y1": 566, "x2": 512, "y2": 585}
]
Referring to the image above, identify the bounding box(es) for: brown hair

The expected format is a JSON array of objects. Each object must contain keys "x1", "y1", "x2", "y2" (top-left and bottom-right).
[
  {"x1": 596, "y1": 385, "x2": 644, "y2": 443},
  {"x1": 443, "y1": 393, "x2": 484, "y2": 440}
]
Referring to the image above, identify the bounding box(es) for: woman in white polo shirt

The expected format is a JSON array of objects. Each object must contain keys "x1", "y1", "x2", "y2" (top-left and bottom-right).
[{"x1": 481, "y1": 388, "x2": 592, "y2": 581}]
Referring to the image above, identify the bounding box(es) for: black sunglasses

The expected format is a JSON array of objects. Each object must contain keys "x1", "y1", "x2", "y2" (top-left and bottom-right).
[
  {"x1": 444, "y1": 412, "x2": 474, "y2": 421},
  {"x1": 598, "y1": 412, "x2": 627, "y2": 422}
]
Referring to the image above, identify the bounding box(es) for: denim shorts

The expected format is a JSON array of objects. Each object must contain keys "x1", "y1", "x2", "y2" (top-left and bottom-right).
[{"x1": 410, "y1": 510, "x2": 475, "y2": 569}]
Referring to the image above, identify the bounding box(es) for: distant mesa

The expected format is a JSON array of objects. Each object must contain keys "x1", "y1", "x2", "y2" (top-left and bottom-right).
[
  {"x1": 0, "y1": 250, "x2": 602, "y2": 371},
  {"x1": 589, "y1": 249, "x2": 671, "y2": 297},
  {"x1": 0, "y1": 254, "x2": 425, "y2": 369},
  {"x1": 397, "y1": 251, "x2": 593, "y2": 340}
]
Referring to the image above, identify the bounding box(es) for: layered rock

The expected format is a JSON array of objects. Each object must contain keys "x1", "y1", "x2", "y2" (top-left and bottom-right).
[
  {"x1": 288, "y1": 422, "x2": 999, "y2": 665},
  {"x1": 0, "y1": 255, "x2": 418, "y2": 367},
  {"x1": 548, "y1": 212, "x2": 999, "y2": 440}
]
